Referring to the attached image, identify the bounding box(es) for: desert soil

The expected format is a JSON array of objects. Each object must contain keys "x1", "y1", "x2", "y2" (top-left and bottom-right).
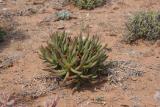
[{"x1": 0, "y1": 0, "x2": 160, "y2": 107}]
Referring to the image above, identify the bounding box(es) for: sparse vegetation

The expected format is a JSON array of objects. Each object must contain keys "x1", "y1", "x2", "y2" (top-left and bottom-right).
[
  {"x1": 124, "y1": 11, "x2": 160, "y2": 43},
  {"x1": 55, "y1": 10, "x2": 72, "y2": 21},
  {"x1": 72, "y1": 0, "x2": 106, "y2": 9},
  {"x1": 40, "y1": 32, "x2": 108, "y2": 86},
  {"x1": 1, "y1": 0, "x2": 160, "y2": 107},
  {"x1": 0, "y1": 20, "x2": 7, "y2": 42},
  {"x1": 0, "y1": 27, "x2": 6, "y2": 42}
]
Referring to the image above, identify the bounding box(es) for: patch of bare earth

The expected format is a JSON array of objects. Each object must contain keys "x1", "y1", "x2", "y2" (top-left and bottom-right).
[{"x1": 0, "y1": 0, "x2": 160, "y2": 107}]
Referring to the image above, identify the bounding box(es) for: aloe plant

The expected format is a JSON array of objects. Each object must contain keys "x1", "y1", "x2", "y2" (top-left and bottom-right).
[{"x1": 40, "y1": 32, "x2": 108, "y2": 86}]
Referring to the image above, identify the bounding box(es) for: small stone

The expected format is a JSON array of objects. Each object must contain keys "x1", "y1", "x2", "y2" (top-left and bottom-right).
[
  {"x1": 120, "y1": 104, "x2": 129, "y2": 107},
  {"x1": 154, "y1": 91, "x2": 160, "y2": 102},
  {"x1": 131, "y1": 77, "x2": 138, "y2": 81},
  {"x1": 2, "y1": 8, "x2": 8, "y2": 11},
  {"x1": 33, "y1": 0, "x2": 45, "y2": 5},
  {"x1": 155, "y1": 40, "x2": 160, "y2": 47},
  {"x1": 112, "y1": 6, "x2": 120, "y2": 10},
  {"x1": 110, "y1": 33, "x2": 117, "y2": 36},
  {"x1": 57, "y1": 26, "x2": 65, "y2": 30}
]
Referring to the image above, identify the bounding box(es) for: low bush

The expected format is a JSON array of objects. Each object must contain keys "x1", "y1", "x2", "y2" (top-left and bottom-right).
[
  {"x1": 72, "y1": 0, "x2": 106, "y2": 10},
  {"x1": 40, "y1": 32, "x2": 108, "y2": 86},
  {"x1": 0, "y1": 27, "x2": 6, "y2": 42},
  {"x1": 124, "y1": 11, "x2": 160, "y2": 43},
  {"x1": 55, "y1": 10, "x2": 72, "y2": 21}
]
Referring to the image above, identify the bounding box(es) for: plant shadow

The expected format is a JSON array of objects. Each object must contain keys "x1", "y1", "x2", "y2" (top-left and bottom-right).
[
  {"x1": 0, "y1": 29, "x2": 29, "y2": 52},
  {"x1": 60, "y1": 61, "x2": 116, "y2": 93},
  {"x1": 0, "y1": 14, "x2": 29, "y2": 52}
]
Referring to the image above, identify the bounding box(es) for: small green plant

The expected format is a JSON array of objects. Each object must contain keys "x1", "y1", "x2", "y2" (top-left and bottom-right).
[
  {"x1": 124, "y1": 11, "x2": 160, "y2": 43},
  {"x1": 72, "y1": 0, "x2": 106, "y2": 9},
  {"x1": 40, "y1": 32, "x2": 108, "y2": 86},
  {"x1": 0, "y1": 28, "x2": 6, "y2": 42},
  {"x1": 55, "y1": 10, "x2": 72, "y2": 20}
]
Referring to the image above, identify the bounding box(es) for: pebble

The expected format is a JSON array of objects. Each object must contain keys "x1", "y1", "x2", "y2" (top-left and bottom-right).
[
  {"x1": 155, "y1": 40, "x2": 160, "y2": 47},
  {"x1": 154, "y1": 91, "x2": 160, "y2": 103},
  {"x1": 2, "y1": 8, "x2": 8, "y2": 11}
]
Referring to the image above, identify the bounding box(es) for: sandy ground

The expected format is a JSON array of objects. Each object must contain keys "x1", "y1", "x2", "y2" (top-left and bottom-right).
[{"x1": 0, "y1": 0, "x2": 160, "y2": 107}]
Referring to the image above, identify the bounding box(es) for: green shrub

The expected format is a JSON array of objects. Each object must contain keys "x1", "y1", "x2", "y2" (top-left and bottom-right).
[
  {"x1": 72, "y1": 0, "x2": 106, "y2": 9},
  {"x1": 124, "y1": 11, "x2": 160, "y2": 43},
  {"x1": 40, "y1": 32, "x2": 108, "y2": 86},
  {"x1": 0, "y1": 28, "x2": 6, "y2": 42},
  {"x1": 55, "y1": 10, "x2": 72, "y2": 21}
]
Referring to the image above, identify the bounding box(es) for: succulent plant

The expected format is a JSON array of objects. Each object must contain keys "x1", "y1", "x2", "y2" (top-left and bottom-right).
[
  {"x1": 40, "y1": 32, "x2": 108, "y2": 86},
  {"x1": 72, "y1": 0, "x2": 106, "y2": 9},
  {"x1": 55, "y1": 10, "x2": 72, "y2": 20},
  {"x1": 124, "y1": 11, "x2": 160, "y2": 43}
]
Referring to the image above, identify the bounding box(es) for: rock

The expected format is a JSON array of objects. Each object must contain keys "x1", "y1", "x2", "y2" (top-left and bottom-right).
[
  {"x1": 131, "y1": 77, "x2": 138, "y2": 81},
  {"x1": 33, "y1": 0, "x2": 45, "y2": 5},
  {"x1": 155, "y1": 40, "x2": 160, "y2": 47},
  {"x1": 112, "y1": 5, "x2": 120, "y2": 10},
  {"x1": 110, "y1": 33, "x2": 117, "y2": 36},
  {"x1": 120, "y1": 104, "x2": 129, "y2": 107},
  {"x1": 2, "y1": 8, "x2": 8, "y2": 11},
  {"x1": 26, "y1": 0, "x2": 45, "y2": 5},
  {"x1": 57, "y1": 26, "x2": 65, "y2": 30},
  {"x1": 154, "y1": 91, "x2": 160, "y2": 103}
]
